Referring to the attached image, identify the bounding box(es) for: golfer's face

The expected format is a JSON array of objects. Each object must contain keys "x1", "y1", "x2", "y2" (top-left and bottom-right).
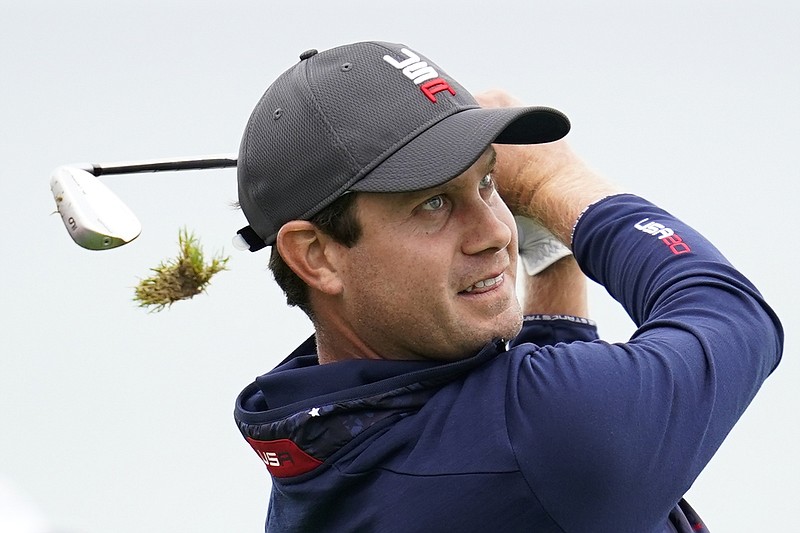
[{"x1": 336, "y1": 148, "x2": 523, "y2": 361}]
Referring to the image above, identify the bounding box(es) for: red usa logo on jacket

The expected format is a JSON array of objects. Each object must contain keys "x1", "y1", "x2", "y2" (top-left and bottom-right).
[{"x1": 634, "y1": 218, "x2": 691, "y2": 255}]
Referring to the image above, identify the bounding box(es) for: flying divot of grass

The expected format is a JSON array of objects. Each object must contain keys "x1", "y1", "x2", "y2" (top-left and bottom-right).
[{"x1": 134, "y1": 228, "x2": 229, "y2": 312}]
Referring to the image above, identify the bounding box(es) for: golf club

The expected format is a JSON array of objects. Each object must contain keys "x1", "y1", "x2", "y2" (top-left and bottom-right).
[{"x1": 50, "y1": 154, "x2": 237, "y2": 250}]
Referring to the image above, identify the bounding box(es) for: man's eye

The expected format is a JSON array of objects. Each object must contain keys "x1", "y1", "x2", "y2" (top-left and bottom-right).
[
  {"x1": 421, "y1": 195, "x2": 445, "y2": 211},
  {"x1": 480, "y1": 173, "x2": 494, "y2": 189}
]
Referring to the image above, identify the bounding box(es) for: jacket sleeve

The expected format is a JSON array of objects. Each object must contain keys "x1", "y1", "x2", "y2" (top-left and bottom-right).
[{"x1": 505, "y1": 194, "x2": 783, "y2": 532}]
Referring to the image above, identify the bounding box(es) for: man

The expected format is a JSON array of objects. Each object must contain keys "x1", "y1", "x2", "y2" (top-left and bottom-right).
[{"x1": 232, "y1": 41, "x2": 782, "y2": 532}]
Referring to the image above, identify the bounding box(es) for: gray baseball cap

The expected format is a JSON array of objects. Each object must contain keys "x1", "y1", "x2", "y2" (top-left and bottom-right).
[{"x1": 236, "y1": 41, "x2": 570, "y2": 251}]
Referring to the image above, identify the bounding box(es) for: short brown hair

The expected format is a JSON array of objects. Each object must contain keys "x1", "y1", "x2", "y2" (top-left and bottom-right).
[{"x1": 269, "y1": 193, "x2": 361, "y2": 318}]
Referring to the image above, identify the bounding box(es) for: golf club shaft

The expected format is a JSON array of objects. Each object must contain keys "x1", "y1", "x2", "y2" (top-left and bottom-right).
[{"x1": 87, "y1": 153, "x2": 238, "y2": 176}]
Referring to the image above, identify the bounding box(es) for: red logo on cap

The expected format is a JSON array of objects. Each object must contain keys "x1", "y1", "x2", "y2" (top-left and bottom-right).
[
  {"x1": 246, "y1": 437, "x2": 323, "y2": 478},
  {"x1": 383, "y1": 48, "x2": 456, "y2": 103},
  {"x1": 420, "y1": 78, "x2": 456, "y2": 103}
]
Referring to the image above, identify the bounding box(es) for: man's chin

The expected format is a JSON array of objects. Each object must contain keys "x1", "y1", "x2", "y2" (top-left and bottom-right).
[
  {"x1": 462, "y1": 315, "x2": 524, "y2": 357},
  {"x1": 490, "y1": 305, "x2": 524, "y2": 340},
  {"x1": 493, "y1": 320, "x2": 523, "y2": 346}
]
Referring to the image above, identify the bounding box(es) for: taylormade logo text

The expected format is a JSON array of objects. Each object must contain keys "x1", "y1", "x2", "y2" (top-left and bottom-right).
[{"x1": 383, "y1": 48, "x2": 456, "y2": 103}]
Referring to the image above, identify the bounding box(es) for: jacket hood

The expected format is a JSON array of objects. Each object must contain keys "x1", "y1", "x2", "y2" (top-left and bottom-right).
[{"x1": 234, "y1": 335, "x2": 507, "y2": 479}]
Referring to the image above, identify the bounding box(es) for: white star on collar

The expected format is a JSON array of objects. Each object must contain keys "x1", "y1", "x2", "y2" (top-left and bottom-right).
[{"x1": 308, "y1": 407, "x2": 321, "y2": 417}]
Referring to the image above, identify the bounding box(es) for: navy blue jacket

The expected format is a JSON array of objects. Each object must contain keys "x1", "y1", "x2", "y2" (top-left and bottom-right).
[{"x1": 235, "y1": 195, "x2": 782, "y2": 532}]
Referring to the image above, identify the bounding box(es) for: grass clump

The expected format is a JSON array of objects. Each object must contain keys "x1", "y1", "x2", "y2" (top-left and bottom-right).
[{"x1": 134, "y1": 228, "x2": 229, "y2": 312}]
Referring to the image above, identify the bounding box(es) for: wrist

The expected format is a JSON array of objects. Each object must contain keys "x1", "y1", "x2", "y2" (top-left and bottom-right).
[
  {"x1": 521, "y1": 256, "x2": 588, "y2": 317},
  {"x1": 528, "y1": 168, "x2": 620, "y2": 246}
]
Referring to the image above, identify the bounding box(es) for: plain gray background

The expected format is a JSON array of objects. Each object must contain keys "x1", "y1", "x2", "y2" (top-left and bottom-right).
[{"x1": 2, "y1": 1, "x2": 796, "y2": 531}]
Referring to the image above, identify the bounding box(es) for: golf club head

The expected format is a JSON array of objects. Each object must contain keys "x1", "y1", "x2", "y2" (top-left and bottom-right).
[{"x1": 50, "y1": 166, "x2": 142, "y2": 250}]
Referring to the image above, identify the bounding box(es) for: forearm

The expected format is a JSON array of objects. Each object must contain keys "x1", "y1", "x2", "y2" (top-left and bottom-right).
[
  {"x1": 521, "y1": 255, "x2": 587, "y2": 317},
  {"x1": 476, "y1": 90, "x2": 619, "y2": 245},
  {"x1": 505, "y1": 141, "x2": 620, "y2": 246},
  {"x1": 574, "y1": 193, "x2": 782, "y2": 394}
]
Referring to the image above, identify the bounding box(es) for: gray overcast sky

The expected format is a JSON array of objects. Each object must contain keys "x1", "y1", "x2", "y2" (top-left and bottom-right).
[{"x1": 2, "y1": 1, "x2": 797, "y2": 531}]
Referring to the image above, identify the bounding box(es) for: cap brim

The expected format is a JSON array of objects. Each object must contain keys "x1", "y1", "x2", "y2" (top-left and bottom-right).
[{"x1": 350, "y1": 106, "x2": 569, "y2": 193}]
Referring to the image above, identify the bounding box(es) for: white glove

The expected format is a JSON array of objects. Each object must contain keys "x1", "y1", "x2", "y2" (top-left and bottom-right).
[{"x1": 514, "y1": 215, "x2": 572, "y2": 276}]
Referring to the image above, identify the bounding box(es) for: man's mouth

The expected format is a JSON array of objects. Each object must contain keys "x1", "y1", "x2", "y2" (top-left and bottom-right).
[{"x1": 462, "y1": 273, "x2": 504, "y2": 294}]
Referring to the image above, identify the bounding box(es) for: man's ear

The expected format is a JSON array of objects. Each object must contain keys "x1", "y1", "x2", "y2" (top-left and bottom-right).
[{"x1": 276, "y1": 221, "x2": 344, "y2": 296}]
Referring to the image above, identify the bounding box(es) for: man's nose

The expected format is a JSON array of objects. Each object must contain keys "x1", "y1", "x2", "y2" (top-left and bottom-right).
[{"x1": 459, "y1": 200, "x2": 513, "y2": 256}]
